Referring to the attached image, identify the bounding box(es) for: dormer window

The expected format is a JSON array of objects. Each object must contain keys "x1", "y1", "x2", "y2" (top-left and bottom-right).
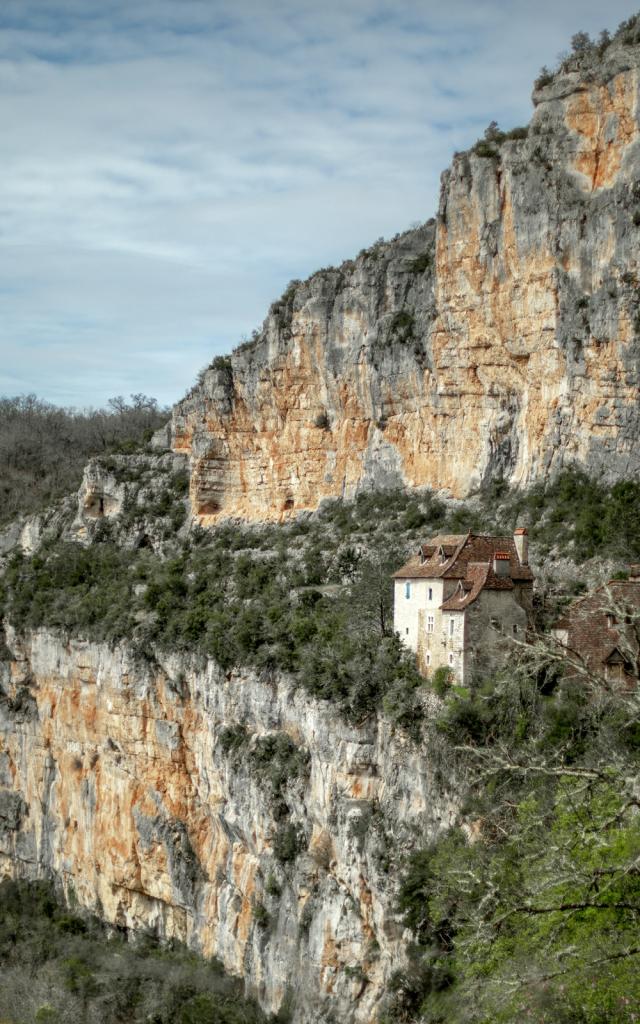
[
  {"x1": 438, "y1": 546, "x2": 447, "y2": 564},
  {"x1": 493, "y1": 553, "x2": 511, "y2": 577}
]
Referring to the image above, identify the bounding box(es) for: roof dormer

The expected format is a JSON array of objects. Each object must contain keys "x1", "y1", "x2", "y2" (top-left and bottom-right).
[{"x1": 493, "y1": 552, "x2": 511, "y2": 577}]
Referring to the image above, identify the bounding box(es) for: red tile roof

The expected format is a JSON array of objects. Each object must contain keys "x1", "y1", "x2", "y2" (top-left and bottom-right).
[
  {"x1": 393, "y1": 531, "x2": 533, "y2": 610},
  {"x1": 393, "y1": 532, "x2": 534, "y2": 583},
  {"x1": 552, "y1": 580, "x2": 640, "y2": 686}
]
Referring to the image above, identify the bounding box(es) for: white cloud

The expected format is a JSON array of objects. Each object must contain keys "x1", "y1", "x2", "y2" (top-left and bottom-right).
[{"x1": 0, "y1": 0, "x2": 635, "y2": 405}]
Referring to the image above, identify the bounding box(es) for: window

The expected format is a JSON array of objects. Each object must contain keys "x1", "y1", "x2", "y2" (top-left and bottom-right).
[
  {"x1": 448, "y1": 652, "x2": 454, "y2": 667},
  {"x1": 513, "y1": 623, "x2": 519, "y2": 635},
  {"x1": 427, "y1": 615, "x2": 434, "y2": 633},
  {"x1": 606, "y1": 614, "x2": 615, "y2": 628},
  {"x1": 405, "y1": 628, "x2": 409, "y2": 636},
  {"x1": 426, "y1": 652, "x2": 431, "y2": 667},
  {"x1": 428, "y1": 587, "x2": 433, "y2": 601},
  {"x1": 449, "y1": 617, "x2": 455, "y2": 637},
  {"x1": 405, "y1": 581, "x2": 411, "y2": 599},
  {"x1": 490, "y1": 617, "x2": 501, "y2": 631}
]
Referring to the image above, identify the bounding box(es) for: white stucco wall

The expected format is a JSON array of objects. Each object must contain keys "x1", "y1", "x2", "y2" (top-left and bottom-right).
[
  {"x1": 395, "y1": 578, "x2": 467, "y2": 678},
  {"x1": 394, "y1": 578, "x2": 429, "y2": 651},
  {"x1": 395, "y1": 576, "x2": 533, "y2": 685}
]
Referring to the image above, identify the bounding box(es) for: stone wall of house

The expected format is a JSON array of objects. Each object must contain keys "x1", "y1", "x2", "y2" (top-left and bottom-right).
[
  {"x1": 418, "y1": 601, "x2": 464, "y2": 681},
  {"x1": 466, "y1": 590, "x2": 529, "y2": 682}
]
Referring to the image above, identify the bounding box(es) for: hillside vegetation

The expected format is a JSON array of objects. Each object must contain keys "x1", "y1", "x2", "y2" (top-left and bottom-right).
[
  {"x1": 1, "y1": 393, "x2": 640, "y2": 1024},
  {"x1": 0, "y1": 394, "x2": 168, "y2": 526},
  {"x1": 2, "y1": 469, "x2": 640, "y2": 729},
  {"x1": 0, "y1": 880, "x2": 274, "y2": 1024},
  {"x1": 386, "y1": 643, "x2": 640, "y2": 1023}
]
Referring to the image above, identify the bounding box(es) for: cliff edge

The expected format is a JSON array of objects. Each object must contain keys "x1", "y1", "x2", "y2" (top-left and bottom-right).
[{"x1": 171, "y1": 33, "x2": 640, "y2": 523}]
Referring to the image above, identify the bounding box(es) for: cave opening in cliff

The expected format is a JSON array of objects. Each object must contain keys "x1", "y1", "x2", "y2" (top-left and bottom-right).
[
  {"x1": 84, "y1": 494, "x2": 105, "y2": 518},
  {"x1": 198, "y1": 499, "x2": 221, "y2": 514}
]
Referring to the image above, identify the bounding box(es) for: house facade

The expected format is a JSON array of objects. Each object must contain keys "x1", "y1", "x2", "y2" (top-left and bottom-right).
[
  {"x1": 393, "y1": 530, "x2": 534, "y2": 683},
  {"x1": 551, "y1": 570, "x2": 640, "y2": 689}
]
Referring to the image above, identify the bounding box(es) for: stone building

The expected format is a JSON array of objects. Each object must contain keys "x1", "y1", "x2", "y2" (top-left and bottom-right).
[
  {"x1": 551, "y1": 571, "x2": 640, "y2": 689},
  {"x1": 392, "y1": 530, "x2": 534, "y2": 683}
]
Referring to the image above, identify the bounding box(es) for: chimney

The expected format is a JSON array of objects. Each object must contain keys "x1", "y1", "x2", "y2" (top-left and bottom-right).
[
  {"x1": 514, "y1": 527, "x2": 528, "y2": 566},
  {"x1": 493, "y1": 552, "x2": 511, "y2": 577}
]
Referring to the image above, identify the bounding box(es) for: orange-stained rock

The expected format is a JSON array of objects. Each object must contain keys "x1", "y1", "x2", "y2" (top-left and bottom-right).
[
  {"x1": 0, "y1": 630, "x2": 456, "y2": 1023},
  {"x1": 171, "y1": 47, "x2": 640, "y2": 524}
]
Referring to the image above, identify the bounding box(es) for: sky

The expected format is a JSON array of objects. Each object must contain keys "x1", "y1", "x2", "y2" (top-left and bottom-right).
[{"x1": 1, "y1": 1, "x2": 636, "y2": 409}]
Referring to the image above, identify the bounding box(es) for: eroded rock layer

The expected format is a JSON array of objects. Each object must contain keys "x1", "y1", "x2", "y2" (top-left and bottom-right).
[
  {"x1": 0, "y1": 630, "x2": 455, "y2": 1023},
  {"x1": 172, "y1": 44, "x2": 640, "y2": 523}
]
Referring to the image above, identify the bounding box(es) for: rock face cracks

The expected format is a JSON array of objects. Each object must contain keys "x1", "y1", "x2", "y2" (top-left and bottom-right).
[{"x1": 172, "y1": 45, "x2": 640, "y2": 523}]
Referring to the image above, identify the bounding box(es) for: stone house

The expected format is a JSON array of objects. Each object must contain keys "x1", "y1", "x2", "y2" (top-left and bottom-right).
[
  {"x1": 392, "y1": 530, "x2": 534, "y2": 683},
  {"x1": 551, "y1": 570, "x2": 640, "y2": 689}
]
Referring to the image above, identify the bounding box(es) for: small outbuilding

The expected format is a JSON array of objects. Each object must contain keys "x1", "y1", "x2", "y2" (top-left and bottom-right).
[{"x1": 551, "y1": 569, "x2": 640, "y2": 689}]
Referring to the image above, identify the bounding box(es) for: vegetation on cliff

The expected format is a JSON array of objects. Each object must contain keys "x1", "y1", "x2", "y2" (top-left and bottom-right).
[
  {"x1": 0, "y1": 879, "x2": 274, "y2": 1024},
  {"x1": 534, "y1": 13, "x2": 640, "y2": 90},
  {"x1": 0, "y1": 394, "x2": 167, "y2": 526},
  {"x1": 2, "y1": 469, "x2": 640, "y2": 726},
  {"x1": 1, "y1": 390, "x2": 640, "y2": 1024},
  {"x1": 387, "y1": 643, "x2": 640, "y2": 1023}
]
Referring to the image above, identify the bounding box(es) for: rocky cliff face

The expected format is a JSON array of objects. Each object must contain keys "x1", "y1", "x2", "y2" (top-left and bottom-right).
[
  {"x1": 173, "y1": 40, "x2": 640, "y2": 524},
  {"x1": 0, "y1": 629, "x2": 456, "y2": 1023}
]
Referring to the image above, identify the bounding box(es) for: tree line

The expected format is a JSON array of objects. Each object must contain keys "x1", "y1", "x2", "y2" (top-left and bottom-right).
[{"x1": 0, "y1": 394, "x2": 168, "y2": 526}]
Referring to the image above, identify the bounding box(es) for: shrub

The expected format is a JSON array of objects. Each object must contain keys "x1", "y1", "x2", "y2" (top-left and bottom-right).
[
  {"x1": 0, "y1": 880, "x2": 269, "y2": 1024},
  {"x1": 389, "y1": 310, "x2": 415, "y2": 342},
  {"x1": 210, "y1": 356, "x2": 232, "y2": 374},
  {"x1": 273, "y1": 823, "x2": 304, "y2": 864},
  {"x1": 265, "y1": 874, "x2": 281, "y2": 898},
  {"x1": 431, "y1": 666, "x2": 453, "y2": 697},
  {"x1": 473, "y1": 140, "x2": 499, "y2": 159},
  {"x1": 252, "y1": 901, "x2": 271, "y2": 930},
  {"x1": 314, "y1": 411, "x2": 330, "y2": 430},
  {"x1": 409, "y1": 251, "x2": 432, "y2": 274},
  {"x1": 250, "y1": 734, "x2": 310, "y2": 804},
  {"x1": 535, "y1": 65, "x2": 554, "y2": 89}
]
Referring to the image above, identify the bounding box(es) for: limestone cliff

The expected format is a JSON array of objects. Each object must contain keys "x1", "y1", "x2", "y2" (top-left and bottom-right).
[
  {"x1": 173, "y1": 38, "x2": 640, "y2": 524},
  {"x1": 0, "y1": 628, "x2": 455, "y2": 1023}
]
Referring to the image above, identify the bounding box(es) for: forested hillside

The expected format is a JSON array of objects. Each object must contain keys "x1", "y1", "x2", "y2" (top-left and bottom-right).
[
  {"x1": 1, "y1": 436, "x2": 640, "y2": 1022},
  {"x1": 0, "y1": 394, "x2": 167, "y2": 525}
]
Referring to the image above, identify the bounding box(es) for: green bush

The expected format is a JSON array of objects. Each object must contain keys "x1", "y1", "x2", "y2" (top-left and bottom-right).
[
  {"x1": 430, "y1": 667, "x2": 453, "y2": 697},
  {"x1": 273, "y1": 823, "x2": 304, "y2": 864},
  {"x1": 409, "y1": 251, "x2": 432, "y2": 274}
]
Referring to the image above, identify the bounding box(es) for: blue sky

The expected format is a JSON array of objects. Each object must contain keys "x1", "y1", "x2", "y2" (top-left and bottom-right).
[{"x1": 1, "y1": 0, "x2": 636, "y2": 408}]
